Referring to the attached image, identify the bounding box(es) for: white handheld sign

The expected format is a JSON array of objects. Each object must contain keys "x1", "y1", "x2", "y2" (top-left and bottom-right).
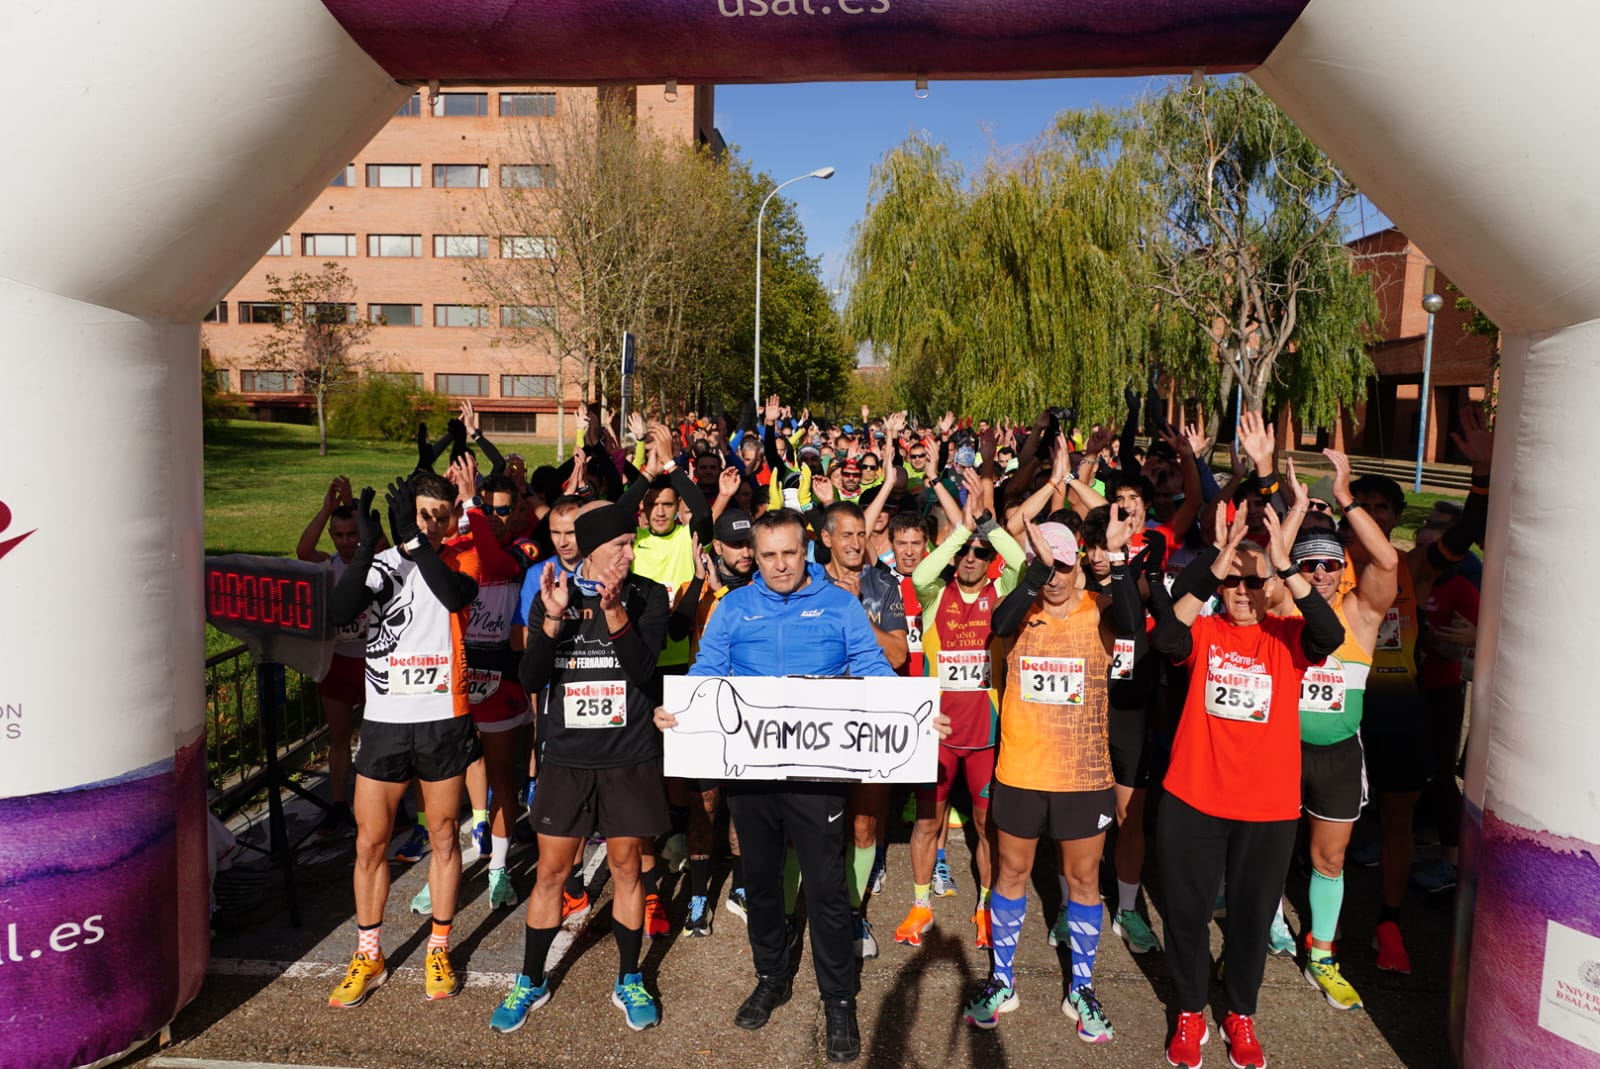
[{"x1": 662, "y1": 676, "x2": 940, "y2": 783}]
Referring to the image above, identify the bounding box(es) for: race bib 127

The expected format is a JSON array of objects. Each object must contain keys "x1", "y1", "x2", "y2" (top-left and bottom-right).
[{"x1": 388, "y1": 652, "x2": 450, "y2": 696}]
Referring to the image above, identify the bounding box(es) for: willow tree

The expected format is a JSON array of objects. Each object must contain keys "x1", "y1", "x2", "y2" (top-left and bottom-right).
[
  {"x1": 1131, "y1": 78, "x2": 1380, "y2": 427},
  {"x1": 846, "y1": 131, "x2": 1160, "y2": 424}
]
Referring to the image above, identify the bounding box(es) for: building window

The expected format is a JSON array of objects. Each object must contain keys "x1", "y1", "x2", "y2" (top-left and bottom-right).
[
  {"x1": 435, "y1": 373, "x2": 489, "y2": 396},
  {"x1": 434, "y1": 234, "x2": 489, "y2": 258},
  {"x1": 395, "y1": 94, "x2": 422, "y2": 117},
  {"x1": 264, "y1": 233, "x2": 292, "y2": 256},
  {"x1": 432, "y1": 163, "x2": 489, "y2": 189},
  {"x1": 304, "y1": 303, "x2": 358, "y2": 324},
  {"x1": 434, "y1": 304, "x2": 489, "y2": 328},
  {"x1": 501, "y1": 305, "x2": 555, "y2": 328},
  {"x1": 241, "y1": 370, "x2": 298, "y2": 392},
  {"x1": 500, "y1": 92, "x2": 557, "y2": 117},
  {"x1": 369, "y1": 371, "x2": 425, "y2": 388},
  {"x1": 368, "y1": 234, "x2": 422, "y2": 258},
  {"x1": 432, "y1": 92, "x2": 489, "y2": 117},
  {"x1": 500, "y1": 235, "x2": 554, "y2": 259},
  {"x1": 501, "y1": 164, "x2": 555, "y2": 189},
  {"x1": 303, "y1": 233, "x2": 357, "y2": 257},
  {"x1": 202, "y1": 302, "x2": 229, "y2": 324},
  {"x1": 328, "y1": 164, "x2": 357, "y2": 188},
  {"x1": 211, "y1": 368, "x2": 231, "y2": 391},
  {"x1": 369, "y1": 303, "x2": 423, "y2": 326},
  {"x1": 366, "y1": 163, "x2": 422, "y2": 188},
  {"x1": 482, "y1": 411, "x2": 539, "y2": 434},
  {"x1": 502, "y1": 374, "x2": 556, "y2": 398},
  {"x1": 238, "y1": 302, "x2": 286, "y2": 325}
]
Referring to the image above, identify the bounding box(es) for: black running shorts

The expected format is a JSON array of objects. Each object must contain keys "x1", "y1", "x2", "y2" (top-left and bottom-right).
[
  {"x1": 531, "y1": 758, "x2": 670, "y2": 840},
  {"x1": 354, "y1": 715, "x2": 480, "y2": 784},
  {"x1": 989, "y1": 781, "x2": 1116, "y2": 842},
  {"x1": 1300, "y1": 734, "x2": 1367, "y2": 822}
]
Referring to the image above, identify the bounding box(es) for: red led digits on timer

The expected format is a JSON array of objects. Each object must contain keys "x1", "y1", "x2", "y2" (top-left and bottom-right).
[{"x1": 206, "y1": 570, "x2": 315, "y2": 632}]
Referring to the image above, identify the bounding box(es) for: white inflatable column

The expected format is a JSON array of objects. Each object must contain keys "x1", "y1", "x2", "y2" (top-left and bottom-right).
[
  {"x1": 0, "y1": 5, "x2": 405, "y2": 1067},
  {"x1": 1253, "y1": 1, "x2": 1600, "y2": 1064}
]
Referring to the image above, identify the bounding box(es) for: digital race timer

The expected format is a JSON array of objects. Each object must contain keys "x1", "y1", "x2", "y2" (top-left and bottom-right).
[{"x1": 204, "y1": 555, "x2": 335, "y2": 642}]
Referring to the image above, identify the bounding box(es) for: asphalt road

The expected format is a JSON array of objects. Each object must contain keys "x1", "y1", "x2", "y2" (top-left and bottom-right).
[{"x1": 122, "y1": 796, "x2": 1456, "y2": 1069}]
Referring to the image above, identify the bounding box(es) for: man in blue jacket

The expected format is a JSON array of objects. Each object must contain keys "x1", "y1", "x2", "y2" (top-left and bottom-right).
[{"x1": 655, "y1": 508, "x2": 913, "y2": 1063}]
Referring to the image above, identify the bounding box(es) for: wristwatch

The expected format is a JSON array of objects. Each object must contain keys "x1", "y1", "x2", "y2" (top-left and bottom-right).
[{"x1": 1276, "y1": 563, "x2": 1297, "y2": 579}]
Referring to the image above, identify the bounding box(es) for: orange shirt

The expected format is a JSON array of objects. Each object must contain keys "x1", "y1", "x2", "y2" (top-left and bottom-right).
[
  {"x1": 1164, "y1": 613, "x2": 1314, "y2": 822},
  {"x1": 994, "y1": 595, "x2": 1114, "y2": 793}
]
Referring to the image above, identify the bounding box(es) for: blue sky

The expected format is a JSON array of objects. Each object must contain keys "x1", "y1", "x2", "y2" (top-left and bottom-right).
[{"x1": 715, "y1": 78, "x2": 1392, "y2": 295}]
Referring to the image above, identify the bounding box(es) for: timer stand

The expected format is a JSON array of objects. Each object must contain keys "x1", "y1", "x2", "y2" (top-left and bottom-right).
[{"x1": 205, "y1": 555, "x2": 338, "y2": 928}]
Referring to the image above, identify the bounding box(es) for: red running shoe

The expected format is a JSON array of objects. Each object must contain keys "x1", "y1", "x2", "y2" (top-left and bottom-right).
[
  {"x1": 1165, "y1": 1010, "x2": 1209, "y2": 1067},
  {"x1": 561, "y1": 889, "x2": 590, "y2": 919},
  {"x1": 1221, "y1": 1011, "x2": 1266, "y2": 1068},
  {"x1": 1372, "y1": 920, "x2": 1412, "y2": 974}
]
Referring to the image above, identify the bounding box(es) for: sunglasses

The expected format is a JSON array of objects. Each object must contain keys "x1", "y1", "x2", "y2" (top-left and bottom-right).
[
  {"x1": 959, "y1": 542, "x2": 997, "y2": 561},
  {"x1": 1307, "y1": 501, "x2": 1333, "y2": 513},
  {"x1": 1298, "y1": 558, "x2": 1344, "y2": 573},
  {"x1": 909, "y1": 453, "x2": 927, "y2": 461},
  {"x1": 1218, "y1": 575, "x2": 1269, "y2": 590},
  {"x1": 860, "y1": 464, "x2": 880, "y2": 472},
  {"x1": 490, "y1": 504, "x2": 515, "y2": 517}
]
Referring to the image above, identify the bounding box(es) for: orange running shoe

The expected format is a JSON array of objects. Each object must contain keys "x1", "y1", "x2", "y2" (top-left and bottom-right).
[
  {"x1": 972, "y1": 906, "x2": 992, "y2": 949},
  {"x1": 894, "y1": 904, "x2": 935, "y2": 947},
  {"x1": 644, "y1": 893, "x2": 670, "y2": 938},
  {"x1": 562, "y1": 889, "x2": 590, "y2": 920}
]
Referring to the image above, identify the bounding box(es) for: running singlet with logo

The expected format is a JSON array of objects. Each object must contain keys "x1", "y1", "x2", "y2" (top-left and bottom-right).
[
  {"x1": 328, "y1": 556, "x2": 370, "y2": 659},
  {"x1": 921, "y1": 579, "x2": 1002, "y2": 750},
  {"x1": 899, "y1": 573, "x2": 924, "y2": 678},
  {"x1": 840, "y1": 563, "x2": 905, "y2": 636},
  {"x1": 448, "y1": 510, "x2": 527, "y2": 716},
  {"x1": 1298, "y1": 595, "x2": 1370, "y2": 747},
  {"x1": 1370, "y1": 564, "x2": 1420, "y2": 688},
  {"x1": 1165, "y1": 613, "x2": 1314, "y2": 822},
  {"x1": 995, "y1": 597, "x2": 1114, "y2": 793},
  {"x1": 361, "y1": 545, "x2": 472, "y2": 724}
]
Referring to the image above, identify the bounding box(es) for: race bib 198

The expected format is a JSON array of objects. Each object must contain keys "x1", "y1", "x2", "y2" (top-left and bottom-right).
[
  {"x1": 564, "y1": 680, "x2": 627, "y2": 729},
  {"x1": 1110, "y1": 638, "x2": 1136, "y2": 681},
  {"x1": 1205, "y1": 666, "x2": 1272, "y2": 722},
  {"x1": 938, "y1": 650, "x2": 991, "y2": 691},
  {"x1": 388, "y1": 652, "x2": 451, "y2": 696},
  {"x1": 1300, "y1": 661, "x2": 1346, "y2": 713},
  {"x1": 1019, "y1": 655, "x2": 1086, "y2": 705}
]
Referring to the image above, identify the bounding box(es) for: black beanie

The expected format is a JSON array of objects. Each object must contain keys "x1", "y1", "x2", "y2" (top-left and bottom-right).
[{"x1": 575, "y1": 504, "x2": 635, "y2": 556}]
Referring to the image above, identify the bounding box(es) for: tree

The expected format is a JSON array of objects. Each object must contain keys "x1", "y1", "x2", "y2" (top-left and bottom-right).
[
  {"x1": 846, "y1": 131, "x2": 1163, "y2": 424},
  {"x1": 251, "y1": 262, "x2": 373, "y2": 455},
  {"x1": 1127, "y1": 78, "x2": 1380, "y2": 428}
]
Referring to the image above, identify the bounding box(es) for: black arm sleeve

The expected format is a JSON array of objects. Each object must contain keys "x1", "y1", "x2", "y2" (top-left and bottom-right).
[
  {"x1": 1429, "y1": 487, "x2": 1490, "y2": 571},
  {"x1": 671, "y1": 468, "x2": 713, "y2": 546},
  {"x1": 992, "y1": 560, "x2": 1051, "y2": 637},
  {"x1": 1118, "y1": 400, "x2": 1142, "y2": 479},
  {"x1": 1105, "y1": 570, "x2": 1146, "y2": 638},
  {"x1": 406, "y1": 542, "x2": 479, "y2": 613},
  {"x1": 1169, "y1": 547, "x2": 1221, "y2": 603},
  {"x1": 667, "y1": 576, "x2": 705, "y2": 642},
  {"x1": 763, "y1": 423, "x2": 784, "y2": 471},
  {"x1": 329, "y1": 548, "x2": 379, "y2": 626},
  {"x1": 1295, "y1": 589, "x2": 1346, "y2": 663},
  {"x1": 733, "y1": 398, "x2": 757, "y2": 440},
  {"x1": 474, "y1": 433, "x2": 506, "y2": 477},
  {"x1": 617, "y1": 466, "x2": 650, "y2": 518},
  {"x1": 1151, "y1": 609, "x2": 1195, "y2": 662},
  {"x1": 430, "y1": 431, "x2": 452, "y2": 466},
  {"x1": 521, "y1": 620, "x2": 557, "y2": 693}
]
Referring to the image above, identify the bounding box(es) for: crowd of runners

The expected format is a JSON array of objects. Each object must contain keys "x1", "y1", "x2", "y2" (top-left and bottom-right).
[{"x1": 296, "y1": 389, "x2": 1490, "y2": 1067}]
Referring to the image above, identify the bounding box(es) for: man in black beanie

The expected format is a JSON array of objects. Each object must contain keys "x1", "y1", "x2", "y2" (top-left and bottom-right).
[{"x1": 491, "y1": 503, "x2": 672, "y2": 1035}]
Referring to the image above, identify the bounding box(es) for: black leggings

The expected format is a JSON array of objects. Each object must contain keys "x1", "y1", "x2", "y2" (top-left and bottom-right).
[{"x1": 1157, "y1": 794, "x2": 1297, "y2": 1017}]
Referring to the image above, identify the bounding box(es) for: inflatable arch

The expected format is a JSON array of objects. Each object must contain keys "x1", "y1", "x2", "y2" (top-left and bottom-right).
[{"x1": 3, "y1": 2, "x2": 1596, "y2": 1065}]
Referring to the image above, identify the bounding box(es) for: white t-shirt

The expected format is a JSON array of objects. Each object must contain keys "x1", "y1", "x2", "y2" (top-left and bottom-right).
[{"x1": 362, "y1": 548, "x2": 462, "y2": 725}]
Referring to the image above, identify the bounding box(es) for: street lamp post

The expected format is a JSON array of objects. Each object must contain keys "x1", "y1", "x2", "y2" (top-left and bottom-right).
[
  {"x1": 1414, "y1": 291, "x2": 1445, "y2": 492},
  {"x1": 755, "y1": 166, "x2": 835, "y2": 402}
]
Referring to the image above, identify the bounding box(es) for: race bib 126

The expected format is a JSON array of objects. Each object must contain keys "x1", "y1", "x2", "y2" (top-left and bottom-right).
[
  {"x1": 1205, "y1": 665, "x2": 1272, "y2": 722},
  {"x1": 1110, "y1": 638, "x2": 1136, "y2": 681},
  {"x1": 938, "y1": 650, "x2": 991, "y2": 691},
  {"x1": 564, "y1": 680, "x2": 627, "y2": 729},
  {"x1": 388, "y1": 652, "x2": 451, "y2": 696},
  {"x1": 1019, "y1": 655, "x2": 1086, "y2": 705}
]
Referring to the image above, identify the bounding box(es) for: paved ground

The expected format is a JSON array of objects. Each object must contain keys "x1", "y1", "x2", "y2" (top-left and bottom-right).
[{"x1": 122, "y1": 785, "x2": 1457, "y2": 1069}]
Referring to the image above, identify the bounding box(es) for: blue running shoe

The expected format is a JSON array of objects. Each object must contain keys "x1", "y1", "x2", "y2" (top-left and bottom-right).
[
  {"x1": 489, "y1": 973, "x2": 550, "y2": 1033},
  {"x1": 612, "y1": 972, "x2": 660, "y2": 1030},
  {"x1": 932, "y1": 859, "x2": 958, "y2": 898},
  {"x1": 392, "y1": 823, "x2": 429, "y2": 863},
  {"x1": 683, "y1": 894, "x2": 712, "y2": 938}
]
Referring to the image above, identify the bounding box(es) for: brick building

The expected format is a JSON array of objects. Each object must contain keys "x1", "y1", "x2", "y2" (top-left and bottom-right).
[{"x1": 204, "y1": 83, "x2": 716, "y2": 437}]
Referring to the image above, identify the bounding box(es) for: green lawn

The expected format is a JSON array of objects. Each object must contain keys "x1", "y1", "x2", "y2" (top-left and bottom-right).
[{"x1": 204, "y1": 420, "x2": 558, "y2": 557}]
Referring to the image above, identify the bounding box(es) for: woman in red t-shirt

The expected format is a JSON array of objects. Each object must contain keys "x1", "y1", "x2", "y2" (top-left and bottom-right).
[{"x1": 1148, "y1": 505, "x2": 1346, "y2": 1069}]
